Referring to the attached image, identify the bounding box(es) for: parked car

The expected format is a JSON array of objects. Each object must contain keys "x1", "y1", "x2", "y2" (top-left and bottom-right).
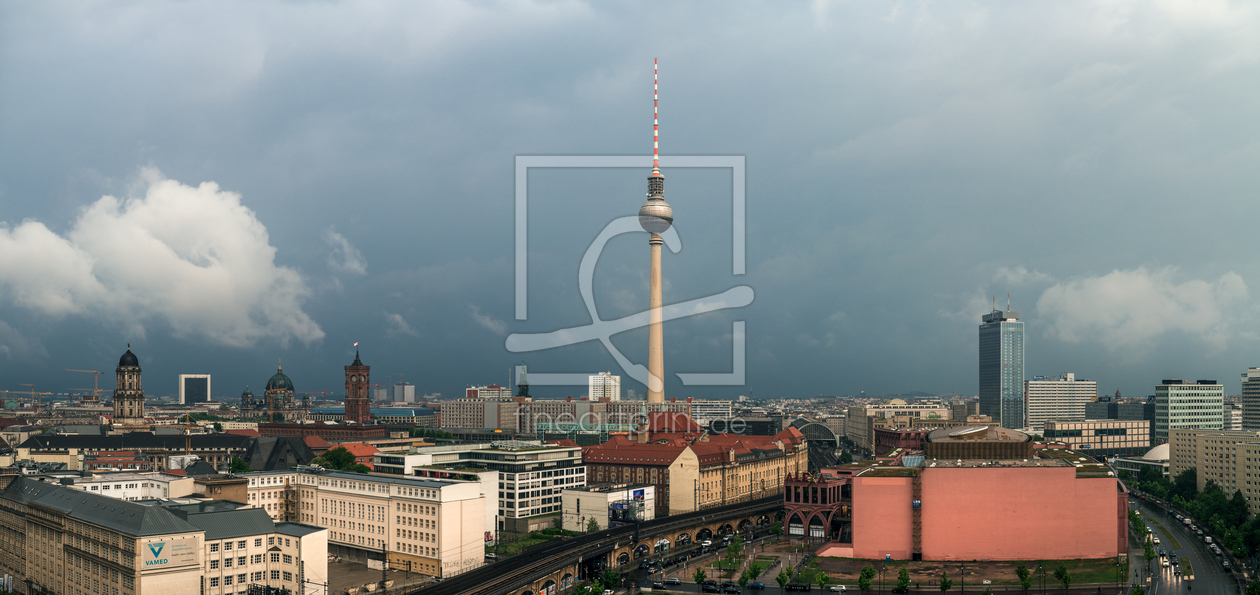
[
  {"x1": 664, "y1": 577, "x2": 682, "y2": 586},
  {"x1": 722, "y1": 583, "x2": 741, "y2": 594},
  {"x1": 892, "y1": 587, "x2": 909, "y2": 594},
  {"x1": 652, "y1": 582, "x2": 667, "y2": 590},
  {"x1": 749, "y1": 582, "x2": 766, "y2": 590},
  {"x1": 702, "y1": 580, "x2": 721, "y2": 593},
  {"x1": 1224, "y1": 560, "x2": 1231, "y2": 569},
  {"x1": 831, "y1": 586, "x2": 847, "y2": 592}
]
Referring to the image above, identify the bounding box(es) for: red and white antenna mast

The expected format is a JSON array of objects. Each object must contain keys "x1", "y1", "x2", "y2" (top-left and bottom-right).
[{"x1": 653, "y1": 58, "x2": 659, "y2": 172}]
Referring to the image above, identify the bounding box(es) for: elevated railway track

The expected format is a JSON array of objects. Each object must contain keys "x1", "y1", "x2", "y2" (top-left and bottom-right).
[{"x1": 413, "y1": 496, "x2": 782, "y2": 595}]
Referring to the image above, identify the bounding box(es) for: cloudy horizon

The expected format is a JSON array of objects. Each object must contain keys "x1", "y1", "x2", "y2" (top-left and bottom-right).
[{"x1": 3, "y1": 1, "x2": 1260, "y2": 401}]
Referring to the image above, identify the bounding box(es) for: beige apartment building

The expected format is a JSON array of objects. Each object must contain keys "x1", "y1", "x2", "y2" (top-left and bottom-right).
[
  {"x1": 440, "y1": 398, "x2": 691, "y2": 434},
  {"x1": 0, "y1": 476, "x2": 326, "y2": 595},
  {"x1": 291, "y1": 468, "x2": 486, "y2": 579},
  {"x1": 1043, "y1": 419, "x2": 1150, "y2": 457},
  {"x1": 245, "y1": 470, "x2": 300, "y2": 521},
  {"x1": 1169, "y1": 429, "x2": 1260, "y2": 513}
]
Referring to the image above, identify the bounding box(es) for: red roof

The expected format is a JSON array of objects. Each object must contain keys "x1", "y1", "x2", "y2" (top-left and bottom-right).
[
  {"x1": 227, "y1": 429, "x2": 260, "y2": 437},
  {"x1": 646, "y1": 411, "x2": 702, "y2": 433},
  {"x1": 339, "y1": 442, "x2": 381, "y2": 457},
  {"x1": 548, "y1": 439, "x2": 580, "y2": 448},
  {"x1": 303, "y1": 436, "x2": 333, "y2": 449}
]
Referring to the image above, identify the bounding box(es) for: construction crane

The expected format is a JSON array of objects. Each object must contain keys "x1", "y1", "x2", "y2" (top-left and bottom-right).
[
  {"x1": 0, "y1": 388, "x2": 53, "y2": 413},
  {"x1": 66, "y1": 369, "x2": 105, "y2": 403}
]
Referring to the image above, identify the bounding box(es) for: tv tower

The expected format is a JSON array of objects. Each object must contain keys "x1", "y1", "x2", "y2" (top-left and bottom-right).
[{"x1": 639, "y1": 58, "x2": 673, "y2": 404}]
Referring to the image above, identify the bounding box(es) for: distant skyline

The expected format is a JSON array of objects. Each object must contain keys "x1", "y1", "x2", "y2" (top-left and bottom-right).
[{"x1": 3, "y1": 2, "x2": 1260, "y2": 401}]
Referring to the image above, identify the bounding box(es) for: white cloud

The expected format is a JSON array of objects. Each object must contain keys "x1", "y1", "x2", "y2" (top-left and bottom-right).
[
  {"x1": 0, "y1": 168, "x2": 323, "y2": 347},
  {"x1": 0, "y1": 321, "x2": 48, "y2": 362},
  {"x1": 1036, "y1": 267, "x2": 1247, "y2": 350},
  {"x1": 323, "y1": 227, "x2": 367, "y2": 275},
  {"x1": 385, "y1": 312, "x2": 419, "y2": 337},
  {"x1": 469, "y1": 304, "x2": 507, "y2": 334}
]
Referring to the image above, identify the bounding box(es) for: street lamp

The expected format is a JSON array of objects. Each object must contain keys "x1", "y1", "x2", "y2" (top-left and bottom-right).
[{"x1": 960, "y1": 563, "x2": 965, "y2": 595}]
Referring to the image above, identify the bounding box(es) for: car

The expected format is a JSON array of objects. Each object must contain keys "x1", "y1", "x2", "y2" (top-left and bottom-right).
[
  {"x1": 702, "y1": 582, "x2": 721, "y2": 593},
  {"x1": 1162, "y1": 559, "x2": 1170, "y2": 568},
  {"x1": 749, "y1": 582, "x2": 766, "y2": 590},
  {"x1": 702, "y1": 540, "x2": 713, "y2": 547},
  {"x1": 892, "y1": 587, "x2": 909, "y2": 594},
  {"x1": 1224, "y1": 560, "x2": 1231, "y2": 569},
  {"x1": 664, "y1": 578, "x2": 682, "y2": 586},
  {"x1": 723, "y1": 583, "x2": 741, "y2": 594},
  {"x1": 832, "y1": 586, "x2": 847, "y2": 592},
  {"x1": 652, "y1": 582, "x2": 667, "y2": 590},
  {"x1": 1153, "y1": 537, "x2": 1161, "y2": 544},
  {"x1": 604, "y1": 591, "x2": 614, "y2": 595}
]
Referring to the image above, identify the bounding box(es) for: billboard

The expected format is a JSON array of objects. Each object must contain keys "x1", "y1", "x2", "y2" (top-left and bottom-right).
[{"x1": 141, "y1": 536, "x2": 200, "y2": 569}]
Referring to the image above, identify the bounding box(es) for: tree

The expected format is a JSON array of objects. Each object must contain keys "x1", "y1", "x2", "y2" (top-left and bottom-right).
[
  {"x1": 1247, "y1": 580, "x2": 1260, "y2": 595},
  {"x1": 939, "y1": 571, "x2": 953, "y2": 592},
  {"x1": 1016, "y1": 563, "x2": 1032, "y2": 592},
  {"x1": 739, "y1": 570, "x2": 751, "y2": 588},
  {"x1": 553, "y1": 516, "x2": 563, "y2": 530},
  {"x1": 586, "y1": 516, "x2": 600, "y2": 533},
  {"x1": 600, "y1": 568, "x2": 620, "y2": 591},
  {"x1": 776, "y1": 569, "x2": 792, "y2": 589},
  {"x1": 898, "y1": 567, "x2": 912, "y2": 590},
  {"x1": 983, "y1": 588, "x2": 992, "y2": 595},
  {"x1": 695, "y1": 568, "x2": 707, "y2": 585},
  {"x1": 771, "y1": 521, "x2": 783, "y2": 535},
  {"x1": 229, "y1": 457, "x2": 250, "y2": 474},
  {"x1": 859, "y1": 565, "x2": 876, "y2": 591},
  {"x1": 817, "y1": 570, "x2": 831, "y2": 589},
  {"x1": 212, "y1": 422, "x2": 223, "y2": 433},
  {"x1": 1118, "y1": 470, "x2": 1132, "y2": 480},
  {"x1": 1053, "y1": 564, "x2": 1071, "y2": 590},
  {"x1": 1131, "y1": 585, "x2": 1145, "y2": 595},
  {"x1": 841, "y1": 451, "x2": 854, "y2": 464}
]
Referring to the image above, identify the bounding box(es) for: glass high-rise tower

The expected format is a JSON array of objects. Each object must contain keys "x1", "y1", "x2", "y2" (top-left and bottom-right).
[{"x1": 979, "y1": 310, "x2": 1025, "y2": 429}]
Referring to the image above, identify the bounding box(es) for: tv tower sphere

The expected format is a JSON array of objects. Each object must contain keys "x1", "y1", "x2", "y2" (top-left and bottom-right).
[{"x1": 639, "y1": 193, "x2": 673, "y2": 234}]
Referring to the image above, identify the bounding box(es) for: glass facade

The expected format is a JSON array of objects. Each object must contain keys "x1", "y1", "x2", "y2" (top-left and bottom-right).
[{"x1": 979, "y1": 311, "x2": 1025, "y2": 429}]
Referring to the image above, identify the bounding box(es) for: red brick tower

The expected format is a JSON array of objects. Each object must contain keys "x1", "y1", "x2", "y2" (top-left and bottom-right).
[{"x1": 344, "y1": 346, "x2": 371, "y2": 424}]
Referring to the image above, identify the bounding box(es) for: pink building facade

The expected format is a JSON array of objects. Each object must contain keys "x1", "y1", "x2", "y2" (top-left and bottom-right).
[{"x1": 808, "y1": 465, "x2": 1127, "y2": 561}]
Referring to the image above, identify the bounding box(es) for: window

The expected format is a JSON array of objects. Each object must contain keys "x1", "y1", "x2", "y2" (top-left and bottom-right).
[
  {"x1": 210, "y1": 543, "x2": 220, "y2": 553},
  {"x1": 283, "y1": 555, "x2": 293, "y2": 565},
  {"x1": 268, "y1": 537, "x2": 275, "y2": 546},
  {"x1": 238, "y1": 574, "x2": 247, "y2": 584},
  {"x1": 254, "y1": 539, "x2": 262, "y2": 548},
  {"x1": 270, "y1": 571, "x2": 280, "y2": 581},
  {"x1": 224, "y1": 558, "x2": 233, "y2": 568},
  {"x1": 252, "y1": 555, "x2": 262, "y2": 564},
  {"x1": 270, "y1": 553, "x2": 280, "y2": 563},
  {"x1": 210, "y1": 560, "x2": 220, "y2": 570},
  {"x1": 238, "y1": 556, "x2": 246, "y2": 566},
  {"x1": 209, "y1": 578, "x2": 220, "y2": 588},
  {"x1": 224, "y1": 576, "x2": 234, "y2": 586},
  {"x1": 224, "y1": 542, "x2": 233, "y2": 551},
  {"x1": 283, "y1": 572, "x2": 293, "y2": 582},
  {"x1": 237, "y1": 540, "x2": 246, "y2": 549}
]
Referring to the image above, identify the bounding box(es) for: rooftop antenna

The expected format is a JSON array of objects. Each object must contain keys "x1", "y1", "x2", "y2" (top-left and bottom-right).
[
  {"x1": 992, "y1": 295, "x2": 996, "y2": 313},
  {"x1": 1007, "y1": 291, "x2": 1010, "y2": 312}
]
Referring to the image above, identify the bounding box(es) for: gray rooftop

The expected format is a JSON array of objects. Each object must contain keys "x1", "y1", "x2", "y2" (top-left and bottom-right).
[
  {"x1": 0, "y1": 477, "x2": 200, "y2": 537},
  {"x1": 275, "y1": 522, "x2": 325, "y2": 537}
]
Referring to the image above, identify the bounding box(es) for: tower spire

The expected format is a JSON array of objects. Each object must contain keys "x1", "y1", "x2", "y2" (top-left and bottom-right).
[{"x1": 653, "y1": 58, "x2": 659, "y2": 172}]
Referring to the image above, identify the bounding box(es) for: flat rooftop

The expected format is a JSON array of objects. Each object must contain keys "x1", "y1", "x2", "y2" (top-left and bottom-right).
[
  {"x1": 564, "y1": 483, "x2": 653, "y2": 493},
  {"x1": 922, "y1": 458, "x2": 1072, "y2": 468}
]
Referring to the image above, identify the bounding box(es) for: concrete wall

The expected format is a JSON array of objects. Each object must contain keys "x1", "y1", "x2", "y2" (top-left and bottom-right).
[
  {"x1": 852, "y1": 476, "x2": 914, "y2": 560},
  {"x1": 919, "y1": 467, "x2": 1120, "y2": 561}
]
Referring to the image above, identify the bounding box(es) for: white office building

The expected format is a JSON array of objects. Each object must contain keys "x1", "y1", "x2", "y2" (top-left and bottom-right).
[
  {"x1": 465, "y1": 385, "x2": 512, "y2": 399},
  {"x1": 689, "y1": 400, "x2": 733, "y2": 424},
  {"x1": 394, "y1": 382, "x2": 416, "y2": 403},
  {"x1": 1155, "y1": 379, "x2": 1225, "y2": 444},
  {"x1": 1243, "y1": 368, "x2": 1260, "y2": 430},
  {"x1": 1023, "y1": 372, "x2": 1097, "y2": 432},
  {"x1": 178, "y1": 373, "x2": 211, "y2": 404},
  {"x1": 589, "y1": 372, "x2": 621, "y2": 402}
]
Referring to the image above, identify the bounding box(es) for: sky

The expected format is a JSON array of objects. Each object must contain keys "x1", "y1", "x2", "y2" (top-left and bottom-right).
[{"x1": 3, "y1": 1, "x2": 1260, "y2": 402}]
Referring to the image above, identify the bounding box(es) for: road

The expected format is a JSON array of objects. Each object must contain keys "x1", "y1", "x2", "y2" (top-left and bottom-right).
[{"x1": 1134, "y1": 497, "x2": 1241, "y2": 595}]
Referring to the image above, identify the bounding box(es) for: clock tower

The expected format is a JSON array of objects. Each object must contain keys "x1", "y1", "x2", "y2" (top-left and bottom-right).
[{"x1": 344, "y1": 349, "x2": 371, "y2": 424}]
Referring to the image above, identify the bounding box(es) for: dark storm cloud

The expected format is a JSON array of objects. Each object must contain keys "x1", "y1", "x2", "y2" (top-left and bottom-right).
[{"x1": 2, "y1": 1, "x2": 1260, "y2": 400}]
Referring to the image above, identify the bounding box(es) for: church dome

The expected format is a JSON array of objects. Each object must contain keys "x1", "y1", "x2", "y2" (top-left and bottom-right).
[
  {"x1": 266, "y1": 365, "x2": 294, "y2": 392},
  {"x1": 241, "y1": 386, "x2": 254, "y2": 397},
  {"x1": 118, "y1": 348, "x2": 139, "y2": 368}
]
